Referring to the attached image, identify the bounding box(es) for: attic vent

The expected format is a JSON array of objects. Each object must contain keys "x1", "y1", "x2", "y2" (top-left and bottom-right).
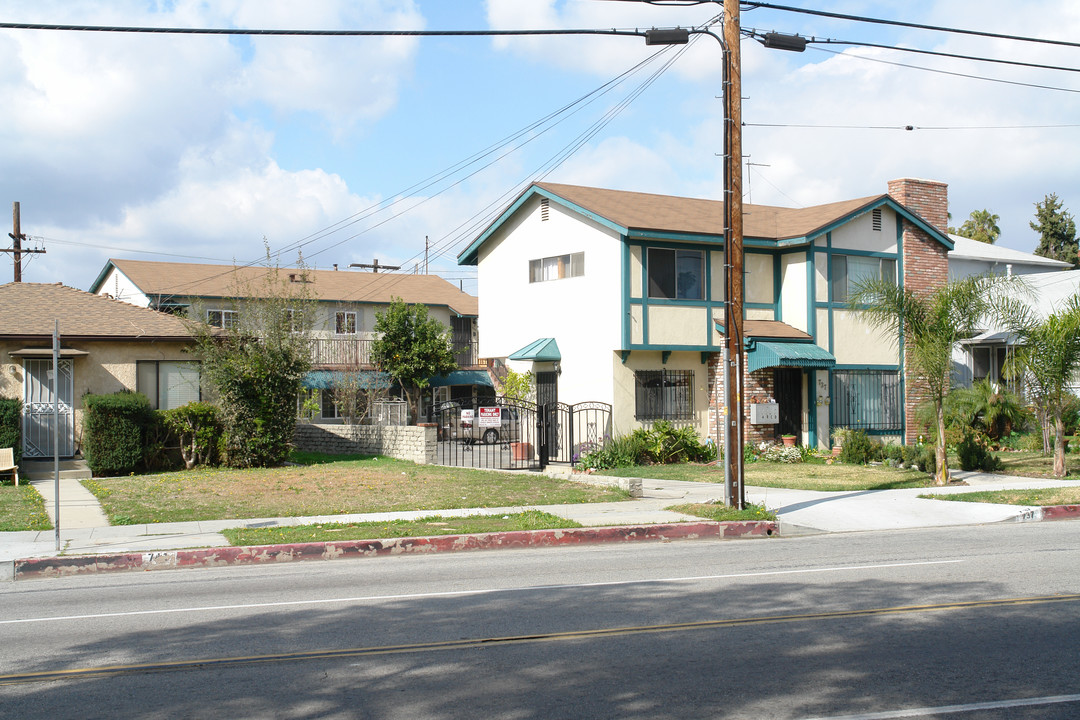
[
  {"x1": 872, "y1": 208, "x2": 883, "y2": 231},
  {"x1": 540, "y1": 197, "x2": 550, "y2": 221}
]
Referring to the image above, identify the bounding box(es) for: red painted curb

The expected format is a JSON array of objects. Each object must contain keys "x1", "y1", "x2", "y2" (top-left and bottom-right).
[
  {"x1": 1041, "y1": 504, "x2": 1080, "y2": 521},
  {"x1": 12, "y1": 520, "x2": 778, "y2": 580}
]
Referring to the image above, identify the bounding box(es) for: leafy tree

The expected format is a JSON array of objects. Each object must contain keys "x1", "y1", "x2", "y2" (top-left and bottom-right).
[
  {"x1": 1031, "y1": 193, "x2": 1078, "y2": 267},
  {"x1": 371, "y1": 298, "x2": 457, "y2": 423},
  {"x1": 996, "y1": 292, "x2": 1080, "y2": 477},
  {"x1": 189, "y1": 252, "x2": 315, "y2": 467},
  {"x1": 500, "y1": 368, "x2": 535, "y2": 403},
  {"x1": 162, "y1": 402, "x2": 222, "y2": 469},
  {"x1": 952, "y1": 209, "x2": 1001, "y2": 244},
  {"x1": 850, "y1": 275, "x2": 998, "y2": 485}
]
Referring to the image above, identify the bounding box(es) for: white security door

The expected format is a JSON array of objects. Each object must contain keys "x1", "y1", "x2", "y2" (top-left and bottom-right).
[{"x1": 23, "y1": 359, "x2": 75, "y2": 458}]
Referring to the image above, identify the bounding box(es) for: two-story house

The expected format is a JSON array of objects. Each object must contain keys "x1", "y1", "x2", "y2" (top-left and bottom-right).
[
  {"x1": 89, "y1": 259, "x2": 487, "y2": 420},
  {"x1": 458, "y1": 178, "x2": 953, "y2": 449}
]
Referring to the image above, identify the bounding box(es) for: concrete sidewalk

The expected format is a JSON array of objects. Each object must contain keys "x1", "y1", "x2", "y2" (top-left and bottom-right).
[{"x1": 4, "y1": 470, "x2": 1079, "y2": 573}]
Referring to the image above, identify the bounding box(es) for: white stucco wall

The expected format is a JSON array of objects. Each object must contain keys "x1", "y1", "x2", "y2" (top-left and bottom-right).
[
  {"x1": 95, "y1": 268, "x2": 151, "y2": 307},
  {"x1": 780, "y1": 252, "x2": 808, "y2": 332},
  {"x1": 830, "y1": 209, "x2": 898, "y2": 253},
  {"x1": 476, "y1": 196, "x2": 623, "y2": 407}
]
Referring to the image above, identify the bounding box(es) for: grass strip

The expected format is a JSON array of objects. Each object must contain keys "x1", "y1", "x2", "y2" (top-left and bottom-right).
[
  {"x1": 0, "y1": 484, "x2": 52, "y2": 531},
  {"x1": 921, "y1": 487, "x2": 1080, "y2": 506},
  {"x1": 666, "y1": 502, "x2": 777, "y2": 522},
  {"x1": 221, "y1": 510, "x2": 582, "y2": 546}
]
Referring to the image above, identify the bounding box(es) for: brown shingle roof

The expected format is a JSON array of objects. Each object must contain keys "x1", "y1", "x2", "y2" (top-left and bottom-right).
[
  {"x1": 534, "y1": 182, "x2": 884, "y2": 240},
  {"x1": 0, "y1": 283, "x2": 194, "y2": 339},
  {"x1": 106, "y1": 259, "x2": 479, "y2": 317},
  {"x1": 742, "y1": 320, "x2": 813, "y2": 340}
]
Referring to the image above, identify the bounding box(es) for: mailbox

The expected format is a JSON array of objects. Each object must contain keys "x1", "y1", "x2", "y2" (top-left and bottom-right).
[{"x1": 750, "y1": 402, "x2": 779, "y2": 425}]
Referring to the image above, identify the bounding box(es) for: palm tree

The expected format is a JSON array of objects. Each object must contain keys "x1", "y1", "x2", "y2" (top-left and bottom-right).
[
  {"x1": 958, "y1": 209, "x2": 1001, "y2": 244},
  {"x1": 996, "y1": 293, "x2": 1080, "y2": 477},
  {"x1": 850, "y1": 275, "x2": 997, "y2": 485}
]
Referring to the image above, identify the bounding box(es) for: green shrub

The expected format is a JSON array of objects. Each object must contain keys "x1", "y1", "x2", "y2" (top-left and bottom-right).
[
  {"x1": 163, "y1": 402, "x2": 223, "y2": 469},
  {"x1": 576, "y1": 422, "x2": 715, "y2": 470},
  {"x1": 884, "y1": 443, "x2": 904, "y2": 462},
  {"x1": 0, "y1": 398, "x2": 21, "y2": 464},
  {"x1": 956, "y1": 431, "x2": 1002, "y2": 472},
  {"x1": 838, "y1": 429, "x2": 881, "y2": 465},
  {"x1": 916, "y1": 443, "x2": 937, "y2": 475},
  {"x1": 82, "y1": 392, "x2": 154, "y2": 476}
]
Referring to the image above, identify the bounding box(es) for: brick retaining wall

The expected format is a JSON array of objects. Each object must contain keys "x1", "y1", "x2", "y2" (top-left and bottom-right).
[{"x1": 293, "y1": 423, "x2": 437, "y2": 464}]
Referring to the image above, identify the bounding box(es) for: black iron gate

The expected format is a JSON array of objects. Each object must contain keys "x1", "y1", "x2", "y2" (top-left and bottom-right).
[
  {"x1": 540, "y1": 401, "x2": 612, "y2": 465},
  {"x1": 434, "y1": 397, "x2": 611, "y2": 471}
]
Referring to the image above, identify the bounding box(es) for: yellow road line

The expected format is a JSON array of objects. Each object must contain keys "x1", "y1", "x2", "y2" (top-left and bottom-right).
[{"x1": 2, "y1": 593, "x2": 1078, "y2": 686}]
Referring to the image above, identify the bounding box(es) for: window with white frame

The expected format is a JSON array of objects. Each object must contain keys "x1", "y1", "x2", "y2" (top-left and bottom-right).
[
  {"x1": 206, "y1": 309, "x2": 239, "y2": 329},
  {"x1": 634, "y1": 369, "x2": 694, "y2": 421},
  {"x1": 647, "y1": 248, "x2": 704, "y2": 300},
  {"x1": 137, "y1": 360, "x2": 201, "y2": 410},
  {"x1": 335, "y1": 311, "x2": 357, "y2": 335},
  {"x1": 830, "y1": 255, "x2": 896, "y2": 303},
  {"x1": 529, "y1": 252, "x2": 584, "y2": 283}
]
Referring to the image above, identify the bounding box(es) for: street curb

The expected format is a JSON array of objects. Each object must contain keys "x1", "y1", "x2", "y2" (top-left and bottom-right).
[
  {"x1": 1039, "y1": 504, "x2": 1080, "y2": 521},
  {"x1": 11, "y1": 520, "x2": 778, "y2": 581}
]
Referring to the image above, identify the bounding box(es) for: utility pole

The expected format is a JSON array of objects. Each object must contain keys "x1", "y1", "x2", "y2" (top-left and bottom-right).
[
  {"x1": 349, "y1": 258, "x2": 401, "y2": 274},
  {"x1": 723, "y1": 0, "x2": 746, "y2": 509},
  {"x1": 424, "y1": 235, "x2": 429, "y2": 274},
  {"x1": 4, "y1": 202, "x2": 45, "y2": 282}
]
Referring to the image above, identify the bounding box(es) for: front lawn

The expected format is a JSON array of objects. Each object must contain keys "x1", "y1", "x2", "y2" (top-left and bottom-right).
[
  {"x1": 0, "y1": 484, "x2": 52, "y2": 531},
  {"x1": 82, "y1": 455, "x2": 631, "y2": 525},
  {"x1": 222, "y1": 510, "x2": 582, "y2": 546},
  {"x1": 921, "y1": 487, "x2": 1080, "y2": 506},
  {"x1": 990, "y1": 451, "x2": 1080, "y2": 479},
  {"x1": 598, "y1": 461, "x2": 932, "y2": 491}
]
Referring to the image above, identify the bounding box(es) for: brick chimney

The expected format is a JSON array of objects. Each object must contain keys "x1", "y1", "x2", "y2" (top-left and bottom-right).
[
  {"x1": 887, "y1": 177, "x2": 948, "y2": 233},
  {"x1": 887, "y1": 178, "x2": 950, "y2": 444}
]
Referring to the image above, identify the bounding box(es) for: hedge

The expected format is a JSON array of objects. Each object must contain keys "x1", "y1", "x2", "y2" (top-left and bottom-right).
[{"x1": 82, "y1": 391, "x2": 154, "y2": 476}]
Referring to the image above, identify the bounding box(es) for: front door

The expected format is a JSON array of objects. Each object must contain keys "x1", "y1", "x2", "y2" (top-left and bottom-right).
[
  {"x1": 774, "y1": 367, "x2": 803, "y2": 439},
  {"x1": 23, "y1": 358, "x2": 75, "y2": 458}
]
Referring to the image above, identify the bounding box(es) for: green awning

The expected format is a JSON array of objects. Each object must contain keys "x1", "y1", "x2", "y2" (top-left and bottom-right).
[
  {"x1": 509, "y1": 337, "x2": 561, "y2": 362},
  {"x1": 747, "y1": 341, "x2": 836, "y2": 372},
  {"x1": 428, "y1": 370, "x2": 494, "y2": 387},
  {"x1": 302, "y1": 370, "x2": 393, "y2": 390}
]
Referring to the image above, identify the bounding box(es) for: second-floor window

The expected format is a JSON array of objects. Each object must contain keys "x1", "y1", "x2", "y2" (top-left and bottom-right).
[
  {"x1": 830, "y1": 255, "x2": 896, "y2": 303},
  {"x1": 206, "y1": 309, "x2": 238, "y2": 329},
  {"x1": 335, "y1": 311, "x2": 357, "y2": 335},
  {"x1": 529, "y1": 252, "x2": 584, "y2": 283},
  {"x1": 648, "y1": 248, "x2": 703, "y2": 300}
]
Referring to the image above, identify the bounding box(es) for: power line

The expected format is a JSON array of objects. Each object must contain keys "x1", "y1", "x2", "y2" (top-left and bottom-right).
[
  {"x1": 807, "y1": 45, "x2": 1080, "y2": 94},
  {"x1": 0, "y1": 22, "x2": 653, "y2": 40},
  {"x1": 740, "y1": 2, "x2": 1080, "y2": 50},
  {"x1": 745, "y1": 121, "x2": 1080, "y2": 131}
]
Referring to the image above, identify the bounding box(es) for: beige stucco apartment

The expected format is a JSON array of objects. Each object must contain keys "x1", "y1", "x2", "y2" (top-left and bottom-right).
[{"x1": 0, "y1": 282, "x2": 197, "y2": 459}]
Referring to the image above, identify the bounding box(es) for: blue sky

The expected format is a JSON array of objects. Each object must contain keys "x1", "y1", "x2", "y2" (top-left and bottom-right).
[{"x1": 2, "y1": 0, "x2": 1080, "y2": 296}]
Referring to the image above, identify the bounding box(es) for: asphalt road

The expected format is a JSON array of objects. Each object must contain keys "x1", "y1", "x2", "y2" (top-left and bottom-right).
[{"x1": 1, "y1": 522, "x2": 1079, "y2": 719}]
